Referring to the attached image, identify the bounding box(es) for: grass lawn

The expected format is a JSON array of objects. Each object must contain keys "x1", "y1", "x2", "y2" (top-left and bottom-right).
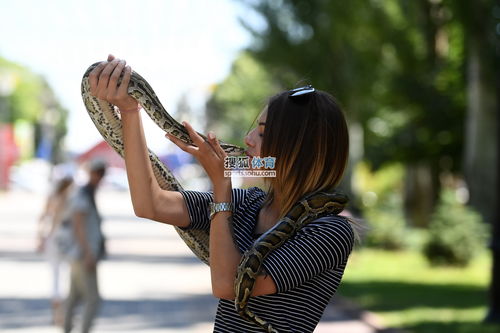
[{"x1": 337, "y1": 248, "x2": 499, "y2": 333}]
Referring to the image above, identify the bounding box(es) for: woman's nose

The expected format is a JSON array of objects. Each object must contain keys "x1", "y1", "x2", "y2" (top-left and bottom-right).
[{"x1": 244, "y1": 133, "x2": 254, "y2": 147}]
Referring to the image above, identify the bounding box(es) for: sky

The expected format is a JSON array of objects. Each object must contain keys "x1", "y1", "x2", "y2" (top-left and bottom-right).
[{"x1": 0, "y1": 0, "x2": 256, "y2": 153}]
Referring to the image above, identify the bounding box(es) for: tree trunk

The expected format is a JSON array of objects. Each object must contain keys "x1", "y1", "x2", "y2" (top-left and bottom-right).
[
  {"x1": 458, "y1": 1, "x2": 499, "y2": 321},
  {"x1": 463, "y1": 40, "x2": 497, "y2": 225},
  {"x1": 484, "y1": 55, "x2": 500, "y2": 323},
  {"x1": 403, "y1": 163, "x2": 436, "y2": 228},
  {"x1": 340, "y1": 121, "x2": 363, "y2": 215}
]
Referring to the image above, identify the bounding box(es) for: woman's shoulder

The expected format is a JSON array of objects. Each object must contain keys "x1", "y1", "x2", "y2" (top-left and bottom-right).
[
  {"x1": 233, "y1": 186, "x2": 266, "y2": 196},
  {"x1": 232, "y1": 186, "x2": 266, "y2": 202},
  {"x1": 232, "y1": 186, "x2": 266, "y2": 210},
  {"x1": 302, "y1": 214, "x2": 355, "y2": 242}
]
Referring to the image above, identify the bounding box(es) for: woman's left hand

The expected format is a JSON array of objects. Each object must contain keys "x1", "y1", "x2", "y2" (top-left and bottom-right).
[
  {"x1": 88, "y1": 54, "x2": 139, "y2": 112},
  {"x1": 166, "y1": 121, "x2": 229, "y2": 187}
]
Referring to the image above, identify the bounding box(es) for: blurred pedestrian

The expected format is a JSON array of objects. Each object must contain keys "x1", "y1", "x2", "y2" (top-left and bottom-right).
[
  {"x1": 37, "y1": 175, "x2": 74, "y2": 326},
  {"x1": 63, "y1": 159, "x2": 107, "y2": 333}
]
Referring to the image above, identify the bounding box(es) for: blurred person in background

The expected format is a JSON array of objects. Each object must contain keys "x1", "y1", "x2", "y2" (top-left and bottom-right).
[
  {"x1": 37, "y1": 175, "x2": 74, "y2": 326},
  {"x1": 63, "y1": 159, "x2": 107, "y2": 333}
]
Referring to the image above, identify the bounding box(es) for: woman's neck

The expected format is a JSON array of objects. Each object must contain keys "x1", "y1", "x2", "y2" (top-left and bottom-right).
[{"x1": 269, "y1": 189, "x2": 282, "y2": 215}]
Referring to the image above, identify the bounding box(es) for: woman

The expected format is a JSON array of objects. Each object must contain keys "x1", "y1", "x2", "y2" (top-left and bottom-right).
[
  {"x1": 37, "y1": 175, "x2": 74, "y2": 326},
  {"x1": 89, "y1": 55, "x2": 355, "y2": 332}
]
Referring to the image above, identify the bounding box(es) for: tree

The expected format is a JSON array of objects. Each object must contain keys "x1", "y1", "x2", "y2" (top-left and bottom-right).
[
  {"x1": 445, "y1": 0, "x2": 500, "y2": 323},
  {"x1": 206, "y1": 52, "x2": 279, "y2": 147},
  {"x1": 237, "y1": 0, "x2": 500, "y2": 321},
  {"x1": 238, "y1": 0, "x2": 390, "y2": 201},
  {"x1": 0, "y1": 56, "x2": 68, "y2": 163},
  {"x1": 237, "y1": 0, "x2": 487, "y2": 227}
]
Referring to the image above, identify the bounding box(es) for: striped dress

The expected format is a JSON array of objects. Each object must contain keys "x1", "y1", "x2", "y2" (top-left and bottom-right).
[{"x1": 180, "y1": 187, "x2": 354, "y2": 333}]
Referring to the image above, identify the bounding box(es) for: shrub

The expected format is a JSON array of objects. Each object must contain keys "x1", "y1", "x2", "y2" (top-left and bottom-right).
[
  {"x1": 355, "y1": 163, "x2": 408, "y2": 250},
  {"x1": 364, "y1": 208, "x2": 407, "y2": 250},
  {"x1": 423, "y1": 189, "x2": 488, "y2": 267},
  {"x1": 363, "y1": 189, "x2": 408, "y2": 250}
]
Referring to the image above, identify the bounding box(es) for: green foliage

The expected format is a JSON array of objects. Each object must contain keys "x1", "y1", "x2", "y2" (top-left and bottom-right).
[
  {"x1": 363, "y1": 0, "x2": 467, "y2": 170},
  {"x1": 1, "y1": 57, "x2": 41, "y2": 122},
  {"x1": 238, "y1": 0, "x2": 470, "y2": 173},
  {"x1": 423, "y1": 190, "x2": 488, "y2": 267},
  {"x1": 239, "y1": 0, "x2": 386, "y2": 117},
  {"x1": 0, "y1": 56, "x2": 68, "y2": 161},
  {"x1": 364, "y1": 205, "x2": 407, "y2": 250},
  {"x1": 206, "y1": 52, "x2": 279, "y2": 146},
  {"x1": 9, "y1": 72, "x2": 45, "y2": 122},
  {"x1": 0, "y1": 56, "x2": 67, "y2": 124},
  {"x1": 355, "y1": 163, "x2": 408, "y2": 249}
]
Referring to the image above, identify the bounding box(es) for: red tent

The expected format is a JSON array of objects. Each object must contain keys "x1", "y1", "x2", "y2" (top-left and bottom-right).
[{"x1": 77, "y1": 141, "x2": 125, "y2": 169}]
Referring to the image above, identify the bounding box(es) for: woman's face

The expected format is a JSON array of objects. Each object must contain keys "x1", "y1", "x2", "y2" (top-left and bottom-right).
[{"x1": 244, "y1": 109, "x2": 267, "y2": 157}]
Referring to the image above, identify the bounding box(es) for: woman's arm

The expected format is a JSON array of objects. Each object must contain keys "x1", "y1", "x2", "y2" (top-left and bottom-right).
[
  {"x1": 89, "y1": 55, "x2": 189, "y2": 227},
  {"x1": 121, "y1": 111, "x2": 189, "y2": 227},
  {"x1": 36, "y1": 195, "x2": 54, "y2": 251},
  {"x1": 209, "y1": 178, "x2": 239, "y2": 298},
  {"x1": 90, "y1": 54, "x2": 276, "y2": 297},
  {"x1": 168, "y1": 125, "x2": 276, "y2": 299},
  {"x1": 209, "y1": 181, "x2": 276, "y2": 299}
]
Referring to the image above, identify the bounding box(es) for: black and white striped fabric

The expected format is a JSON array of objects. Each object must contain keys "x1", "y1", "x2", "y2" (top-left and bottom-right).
[{"x1": 180, "y1": 187, "x2": 354, "y2": 333}]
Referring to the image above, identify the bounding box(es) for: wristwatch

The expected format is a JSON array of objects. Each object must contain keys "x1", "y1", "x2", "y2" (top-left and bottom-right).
[{"x1": 209, "y1": 202, "x2": 233, "y2": 220}]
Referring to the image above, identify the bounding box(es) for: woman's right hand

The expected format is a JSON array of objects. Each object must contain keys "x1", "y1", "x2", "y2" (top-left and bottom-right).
[
  {"x1": 36, "y1": 235, "x2": 46, "y2": 253},
  {"x1": 88, "y1": 54, "x2": 139, "y2": 112}
]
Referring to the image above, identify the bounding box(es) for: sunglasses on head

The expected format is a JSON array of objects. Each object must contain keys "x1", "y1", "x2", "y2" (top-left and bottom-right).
[{"x1": 288, "y1": 85, "x2": 315, "y2": 98}]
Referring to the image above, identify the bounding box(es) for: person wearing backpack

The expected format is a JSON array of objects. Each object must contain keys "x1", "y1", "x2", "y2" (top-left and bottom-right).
[{"x1": 63, "y1": 159, "x2": 107, "y2": 333}]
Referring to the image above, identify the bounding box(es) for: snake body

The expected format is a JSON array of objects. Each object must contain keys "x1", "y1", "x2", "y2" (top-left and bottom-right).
[
  {"x1": 234, "y1": 191, "x2": 347, "y2": 332},
  {"x1": 81, "y1": 62, "x2": 347, "y2": 332},
  {"x1": 81, "y1": 62, "x2": 243, "y2": 265}
]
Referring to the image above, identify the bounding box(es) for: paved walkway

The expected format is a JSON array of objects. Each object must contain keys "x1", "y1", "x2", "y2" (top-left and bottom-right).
[{"x1": 0, "y1": 189, "x2": 379, "y2": 332}]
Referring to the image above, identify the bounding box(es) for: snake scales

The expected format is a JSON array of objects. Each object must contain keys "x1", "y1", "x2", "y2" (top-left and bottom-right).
[{"x1": 81, "y1": 62, "x2": 348, "y2": 332}]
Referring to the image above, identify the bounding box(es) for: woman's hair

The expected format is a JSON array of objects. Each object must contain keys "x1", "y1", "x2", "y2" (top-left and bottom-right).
[
  {"x1": 54, "y1": 176, "x2": 73, "y2": 196},
  {"x1": 261, "y1": 89, "x2": 349, "y2": 218}
]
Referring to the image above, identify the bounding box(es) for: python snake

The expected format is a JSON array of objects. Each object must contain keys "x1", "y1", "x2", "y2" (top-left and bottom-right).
[{"x1": 81, "y1": 62, "x2": 348, "y2": 332}]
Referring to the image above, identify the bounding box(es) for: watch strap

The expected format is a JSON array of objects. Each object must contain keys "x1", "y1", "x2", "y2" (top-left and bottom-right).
[{"x1": 209, "y1": 202, "x2": 233, "y2": 219}]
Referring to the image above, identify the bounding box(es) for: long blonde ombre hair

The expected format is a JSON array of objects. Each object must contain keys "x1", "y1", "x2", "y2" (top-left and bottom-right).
[{"x1": 261, "y1": 89, "x2": 349, "y2": 219}]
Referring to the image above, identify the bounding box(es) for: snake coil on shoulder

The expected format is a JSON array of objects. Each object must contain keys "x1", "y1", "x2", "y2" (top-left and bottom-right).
[{"x1": 81, "y1": 62, "x2": 348, "y2": 332}]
